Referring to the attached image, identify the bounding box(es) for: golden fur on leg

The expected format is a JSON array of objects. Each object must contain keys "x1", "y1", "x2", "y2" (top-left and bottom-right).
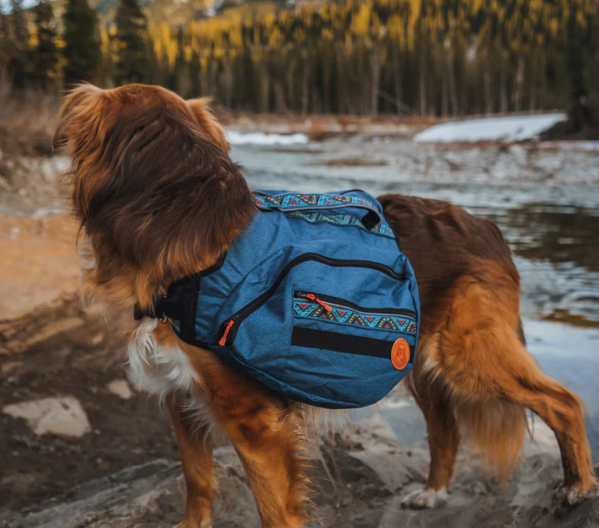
[
  {"x1": 168, "y1": 394, "x2": 215, "y2": 528},
  {"x1": 157, "y1": 324, "x2": 310, "y2": 528}
]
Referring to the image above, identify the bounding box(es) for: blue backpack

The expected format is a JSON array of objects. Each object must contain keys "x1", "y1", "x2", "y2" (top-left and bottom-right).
[{"x1": 149, "y1": 190, "x2": 420, "y2": 409}]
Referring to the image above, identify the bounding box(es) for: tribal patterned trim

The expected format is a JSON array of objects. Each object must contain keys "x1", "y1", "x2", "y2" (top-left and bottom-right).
[
  {"x1": 293, "y1": 299, "x2": 417, "y2": 334},
  {"x1": 286, "y1": 211, "x2": 395, "y2": 238},
  {"x1": 254, "y1": 193, "x2": 379, "y2": 211}
]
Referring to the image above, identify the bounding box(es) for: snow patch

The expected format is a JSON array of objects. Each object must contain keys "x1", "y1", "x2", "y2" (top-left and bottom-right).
[
  {"x1": 414, "y1": 113, "x2": 567, "y2": 143},
  {"x1": 227, "y1": 130, "x2": 309, "y2": 146}
]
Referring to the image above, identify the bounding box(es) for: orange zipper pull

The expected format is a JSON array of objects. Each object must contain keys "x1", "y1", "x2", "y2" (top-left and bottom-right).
[
  {"x1": 219, "y1": 319, "x2": 235, "y2": 346},
  {"x1": 306, "y1": 294, "x2": 333, "y2": 313}
]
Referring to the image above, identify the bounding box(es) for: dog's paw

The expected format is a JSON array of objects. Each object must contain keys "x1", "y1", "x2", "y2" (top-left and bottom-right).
[
  {"x1": 401, "y1": 487, "x2": 448, "y2": 509},
  {"x1": 553, "y1": 484, "x2": 584, "y2": 508},
  {"x1": 551, "y1": 481, "x2": 597, "y2": 516}
]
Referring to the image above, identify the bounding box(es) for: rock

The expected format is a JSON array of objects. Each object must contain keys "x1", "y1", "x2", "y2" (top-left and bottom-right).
[
  {"x1": 2, "y1": 396, "x2": 91, "y2": 438},
  {"x1": 107, "y1": 380, "x2": 133, "y2": 400},
  {"x1": 0, "y1": 432, "x2": 398, "y2": 528},
  {"x1": 349, "y1": 447, "x2": 416, "y2": 492},
  {"x1": 444, "y1": 152, "x2": 462, "y2": 171},
  {"x1": 343, "y1": 414, "x2": 424, "y2": 492},
  {"x1": 509, "y1": 144, "x2": 528, "y2": 166},
  {"x1": 490, "y1": 153, "x2": 512, "y2": 180},
  {"x1": 533, "y1": 154, "x2": 564, "y2": 177},
  {"x1": 1, "y1": 409, "x2": 598, "y2": 528},
  {"x1": 0, "y1": 450, "x2": 259, "y2": 528}
]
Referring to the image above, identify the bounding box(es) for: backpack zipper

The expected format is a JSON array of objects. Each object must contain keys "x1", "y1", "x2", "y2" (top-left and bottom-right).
[
  {"x1": 294, "y1": 292, "x2": 417, "y2": 319},
  {"x1": 217, "y1": 253, "x2": 406, "y2": 346},
  {"x1": 303, "y1": 293, "x2": 333, "y2": 312}
]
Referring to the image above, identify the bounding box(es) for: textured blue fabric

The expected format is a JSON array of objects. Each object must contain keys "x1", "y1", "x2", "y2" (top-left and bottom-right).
[{"x1": 171, "y1": 190, "x2": 420, "y2": 409}]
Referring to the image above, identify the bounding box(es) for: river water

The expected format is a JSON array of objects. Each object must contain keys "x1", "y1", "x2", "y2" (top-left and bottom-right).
[{"x1": 230, "y1": 139, "x2": 599, "y2": 454}]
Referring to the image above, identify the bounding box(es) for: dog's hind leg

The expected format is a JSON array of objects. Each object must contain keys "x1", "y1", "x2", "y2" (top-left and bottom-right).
[
  {"x1": 402, "y1": 374, "x2": 460, "y2": 509},
  {"x1": 437, "y1": 279, "x2": 595, "y2": 509},
  {"x1": 485, "y1": 341, "x2": 595, "y2": 508},
  {"x1": 168, "y1": 394, "x2": 215, "y2": 528}
]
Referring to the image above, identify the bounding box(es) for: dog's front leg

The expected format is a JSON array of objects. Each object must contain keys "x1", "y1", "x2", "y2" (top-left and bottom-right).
[
  {"x1": 214, "y1": 392, "x2": 309, "y2": 528},
  {"x1": 168, "y1": 394, "x2": 215, "y2": 528}
]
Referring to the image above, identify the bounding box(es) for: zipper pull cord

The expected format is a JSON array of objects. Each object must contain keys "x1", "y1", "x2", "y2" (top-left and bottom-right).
[
  {"x1": 219, "y1": 319, "x2": 236, "y2": 346},
  {"x1": 306, "y1": 294, "x2": 333, "y2": 313}
]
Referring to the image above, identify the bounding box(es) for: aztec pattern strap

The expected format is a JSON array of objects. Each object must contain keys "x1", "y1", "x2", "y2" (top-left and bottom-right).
[
  {"x1": 293, "y1": 299, "x2": 417, "y2": 334},
  {"x1": 253, "y1": 192, "x2": 391, "y2": 234},
  {"x1": 254, "y1": 192, "x2": 381, "y2": 223}
]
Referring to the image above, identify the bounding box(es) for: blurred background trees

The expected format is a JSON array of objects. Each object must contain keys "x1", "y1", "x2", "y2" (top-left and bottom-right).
[
  {"x1": 62, "y1": 0, "x2": 101, "y2": 86},
  {"x1": 0, "y1": 0, "x2": 597, "y2": 117},
  {"x1": 113, "y1": 0, "x2": 151, "y2": 84},
  {"x1": 31, "y1": 0, "x2": 59, "y2": 90}
]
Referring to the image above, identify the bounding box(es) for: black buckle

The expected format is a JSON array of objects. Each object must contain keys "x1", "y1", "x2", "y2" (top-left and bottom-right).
[{"x1": 133, "y1": 287, "x2": 184, "y2": 321}]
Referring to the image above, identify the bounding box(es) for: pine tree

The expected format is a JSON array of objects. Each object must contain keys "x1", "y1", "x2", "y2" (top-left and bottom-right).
[
  {"x1": 0, "y1": 13, "x2": 10, "y2": 79},
  {"x1": 6, "y1": 0, "x2": 30, "y2": 90},
  {"x1": 62, "y1": 0, "x2": 101, "y2": 86},
  {"x1": 32, "y1": 0, "x2": 59, "y2": 89},
  {"x1": 114, "y1": 0, "x2": 150, "y2": 84}
]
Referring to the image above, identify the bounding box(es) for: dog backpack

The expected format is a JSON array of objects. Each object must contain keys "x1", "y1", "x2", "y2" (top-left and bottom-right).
[{"x1": 150, "y1": 190, "x2": 420, "y2": 409}]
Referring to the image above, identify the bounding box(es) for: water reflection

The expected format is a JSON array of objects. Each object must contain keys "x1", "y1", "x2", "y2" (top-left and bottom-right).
[{"x1": 496, "y1": 204, "x2": 599, "y2": 272}]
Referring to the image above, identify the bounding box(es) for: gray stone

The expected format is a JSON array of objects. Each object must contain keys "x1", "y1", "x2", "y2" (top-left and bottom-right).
[
  {"x1": 1, "y1": 422, "x2": 598, "y2": 528},
  {"x1": 3, "y1": 396, "x2": 91, "y2": 438},
  {"x1": 0, "y1": 449, "x2": 259, "y2": 528}
]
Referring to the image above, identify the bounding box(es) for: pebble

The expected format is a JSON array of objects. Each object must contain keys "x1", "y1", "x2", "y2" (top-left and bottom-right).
[{"x1": 107, "y1": 379, "x2": 133, "y2": 400}]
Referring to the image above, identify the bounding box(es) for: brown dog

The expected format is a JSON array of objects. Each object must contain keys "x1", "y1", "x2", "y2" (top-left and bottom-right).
[{"x1": 54, "y1": 83, "x2": 595, "y2": 528}]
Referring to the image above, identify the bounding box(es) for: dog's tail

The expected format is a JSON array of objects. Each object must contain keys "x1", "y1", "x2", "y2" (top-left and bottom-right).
[{"x1": 455, "y1": 397, "x2": 528, "y2": 483}]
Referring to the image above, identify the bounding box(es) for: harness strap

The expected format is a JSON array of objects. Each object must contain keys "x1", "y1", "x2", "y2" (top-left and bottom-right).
[
  {"x1": 133, "y1": 294, "x2": 185, "y2": 321},
  {"x1": 253, "y1": 191, "x2": 383, "y2": 229},
  {"x1": 133, "y1": 252, "x2": 228, "y2": 322}
]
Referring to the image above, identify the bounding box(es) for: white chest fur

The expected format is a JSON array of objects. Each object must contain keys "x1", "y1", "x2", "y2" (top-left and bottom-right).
[{"x1": 128, "y1": 318, "x2": 199, "y2": 401}]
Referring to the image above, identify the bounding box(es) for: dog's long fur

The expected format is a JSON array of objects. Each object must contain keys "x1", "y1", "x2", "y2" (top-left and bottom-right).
[{"x1": 54, "y1": 84, "x2": 595, "y2": 527}]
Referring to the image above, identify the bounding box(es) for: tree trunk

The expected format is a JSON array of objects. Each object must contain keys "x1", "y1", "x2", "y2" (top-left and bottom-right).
[
  {"x1": 513, "y1": 57, "x2": 525, "y2": 112},
  {"x1": 301, "y1": 50, "x2": 310, "y2": 115},
  {"x1": 419, "y1": 43, "x2": 427, "y2": 116},
  {"x1": 371, "y1": 45, "x2": 381, "y2": 117},
  {"x1": 447, "y1": 44, "x2": 459, "y2": 116},
  {"x1": 390, "y1": 41, "x2": 403, "y2": 115}
]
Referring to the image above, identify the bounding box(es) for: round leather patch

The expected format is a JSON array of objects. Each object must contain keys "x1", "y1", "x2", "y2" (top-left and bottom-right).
[{"x1": 391, "y1": 338, "x2": 410, "y2": 370}]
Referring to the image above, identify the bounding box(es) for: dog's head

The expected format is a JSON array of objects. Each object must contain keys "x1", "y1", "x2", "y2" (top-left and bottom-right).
[{"x1": 54, "y1": 84, "x2": 254, "y2": 308}]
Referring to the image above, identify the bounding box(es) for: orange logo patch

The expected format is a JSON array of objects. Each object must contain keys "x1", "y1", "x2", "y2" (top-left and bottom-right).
[{"x1": 391, "y1": 338, "x2": 410, "y2": 370}]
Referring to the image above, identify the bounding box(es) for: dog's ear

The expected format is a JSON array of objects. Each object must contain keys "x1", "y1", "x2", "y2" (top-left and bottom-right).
[
  {"x1": 53, "y1": 84, "x2": 104, "y2": 153},
  {"x1": 187, "y1": 97, "x2": 230, "y2": 153}
]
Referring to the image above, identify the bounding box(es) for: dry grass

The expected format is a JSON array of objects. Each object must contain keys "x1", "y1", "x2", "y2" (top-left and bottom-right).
[
  {"x1": 0, "y1": 80, "x2": 62, "y2": 187},
  {"x1": 0, "y1": 80, "x2": 61, "y2": 159}
]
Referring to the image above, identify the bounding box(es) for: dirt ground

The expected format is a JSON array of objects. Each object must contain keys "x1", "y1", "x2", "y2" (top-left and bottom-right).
[{"x1": 0, "y1": 307, "x2": 181, "y2": 514}]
